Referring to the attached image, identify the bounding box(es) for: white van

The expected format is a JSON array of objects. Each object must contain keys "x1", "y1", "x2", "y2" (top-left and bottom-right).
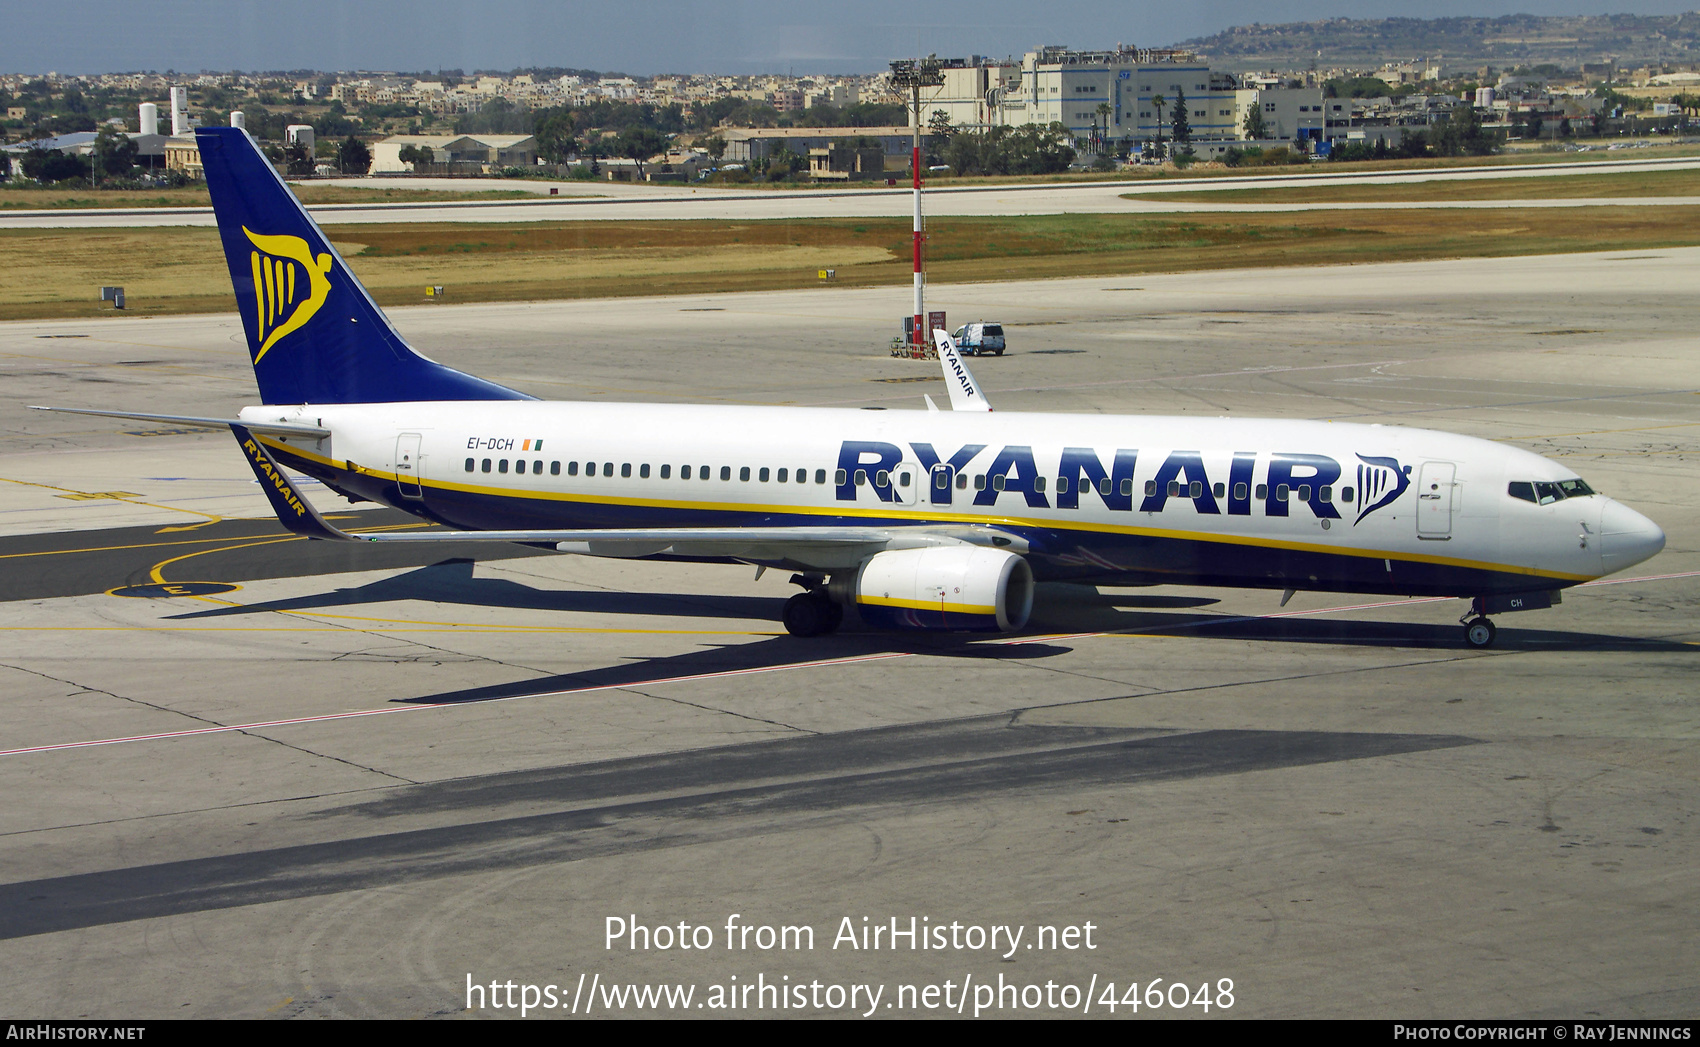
[{"x1": 951, "y1": 322, "x2": 1006, "y2": 356}]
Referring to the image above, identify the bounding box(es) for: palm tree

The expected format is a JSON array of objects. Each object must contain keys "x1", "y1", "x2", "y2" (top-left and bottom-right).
[{"x1": 1095, "y1": 101, "x2": 1113, "y2": 154}]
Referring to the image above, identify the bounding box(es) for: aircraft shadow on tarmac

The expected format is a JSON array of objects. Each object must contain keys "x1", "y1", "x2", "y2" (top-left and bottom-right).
[
  {"x1": 168, "y1": 557, "x2": 784, "y2": 624},
  {"x1": 166, "y1": 561, "x2": 1692, "y2": 709},
  {"x1": 0, "y1": 717, "x2": 1478, "y2": 941}
]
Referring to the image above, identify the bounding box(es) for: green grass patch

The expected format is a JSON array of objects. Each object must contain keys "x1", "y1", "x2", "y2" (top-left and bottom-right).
[{"x1": 5, "y1": 207, "x2": 1700, "y2": 321}]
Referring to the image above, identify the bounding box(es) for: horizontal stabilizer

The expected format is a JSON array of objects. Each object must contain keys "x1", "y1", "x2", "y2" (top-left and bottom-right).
[{"x1": 33, "y1": 406, "x2": 330, "y2": 439}]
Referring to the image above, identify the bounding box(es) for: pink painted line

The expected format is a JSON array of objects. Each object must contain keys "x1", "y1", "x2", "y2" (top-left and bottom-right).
[
  {"x1": 1, "y1": 705, "x2": 419, "y2": 756},
  {"x1": 0, "y1": 649, "x2": 917, "y2": 758},
  {"x1": 1580, "y1": 568, "x2": 1700, "y2": 587}
]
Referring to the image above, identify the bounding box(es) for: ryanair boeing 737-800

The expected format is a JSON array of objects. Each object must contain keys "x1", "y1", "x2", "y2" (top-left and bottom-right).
[{"x1": 36, "y1": 127, "x2": 1666, "y2": 647}]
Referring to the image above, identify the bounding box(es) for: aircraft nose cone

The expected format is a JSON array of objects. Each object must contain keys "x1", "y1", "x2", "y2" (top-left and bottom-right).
[{"x1": 1599, "y1": 499, "x2": 1665, "y2": 575}]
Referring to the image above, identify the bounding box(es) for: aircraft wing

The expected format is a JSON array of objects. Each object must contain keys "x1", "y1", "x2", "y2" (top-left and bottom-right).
[{"x1": 232, "y1": 426, "x2": 1024, "y2": 569}]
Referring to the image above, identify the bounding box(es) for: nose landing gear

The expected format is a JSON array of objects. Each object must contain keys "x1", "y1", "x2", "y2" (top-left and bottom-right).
[
  {"x1": 1462, "y1": 615, "x2": 1497, "y2": 649},
  {"x1": 1461, "y1": 596, "x2": 1497, "y2": 649}
]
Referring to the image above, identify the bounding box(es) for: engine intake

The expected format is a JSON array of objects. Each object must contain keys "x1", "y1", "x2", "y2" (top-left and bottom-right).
[{"x1": 853, "y1": 547, "x2": 1033, "y2": 632}]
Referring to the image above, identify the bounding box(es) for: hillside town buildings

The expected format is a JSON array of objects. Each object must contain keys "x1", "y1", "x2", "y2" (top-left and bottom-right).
[{"x1": 4, "y1": 45, "x2": 1694, "y2": 182}]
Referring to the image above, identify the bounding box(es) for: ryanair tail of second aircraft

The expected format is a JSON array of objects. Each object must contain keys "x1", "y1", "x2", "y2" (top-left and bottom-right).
[{"x1": 35, "y1": 127, "x2": 1666, "y2": 647}]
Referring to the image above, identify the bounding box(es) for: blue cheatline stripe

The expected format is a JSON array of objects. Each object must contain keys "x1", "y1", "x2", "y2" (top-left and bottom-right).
[{"x1": 259, "y1": 439, "x2": 1587, "y2": 598}]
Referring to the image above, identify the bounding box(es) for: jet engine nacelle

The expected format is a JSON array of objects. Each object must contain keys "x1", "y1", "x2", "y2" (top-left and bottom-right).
[{"x1": 853, "y1": 546, "x2": 1034, "y2": 632}]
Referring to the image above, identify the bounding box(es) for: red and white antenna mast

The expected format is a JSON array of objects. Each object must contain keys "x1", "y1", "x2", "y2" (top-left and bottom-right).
[{"x1": 890, "y1": 57, "x2": 945, "y2": 347}]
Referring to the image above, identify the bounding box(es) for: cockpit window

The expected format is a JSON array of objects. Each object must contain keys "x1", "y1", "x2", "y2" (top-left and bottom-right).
[{"x1": 1511, "y1": 478, "x2": 1596, "y2": 505}]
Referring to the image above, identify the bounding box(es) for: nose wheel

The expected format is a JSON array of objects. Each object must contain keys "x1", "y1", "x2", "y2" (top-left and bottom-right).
[{"x1": 1462, "y1": 616, "x2": 1497, "y2": 649}]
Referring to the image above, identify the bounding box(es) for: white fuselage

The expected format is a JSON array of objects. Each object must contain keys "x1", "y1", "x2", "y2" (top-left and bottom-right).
[{"x1": 242, "y1": 400, "x2": 1665, "y2": 597}]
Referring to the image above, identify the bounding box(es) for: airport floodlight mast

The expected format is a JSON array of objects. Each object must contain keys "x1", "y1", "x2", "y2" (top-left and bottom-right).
[{"x1": 890, "y1": 56, "x2": 945, "y2": 346}]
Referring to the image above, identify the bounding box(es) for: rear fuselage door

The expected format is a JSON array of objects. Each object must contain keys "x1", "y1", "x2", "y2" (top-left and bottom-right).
[
  {"x1": 397, "y1": 432, "x2": 424, "y2": 500},
  {"x1": 1416, "y1": 461, "x2": 1455, "y2": 538}
]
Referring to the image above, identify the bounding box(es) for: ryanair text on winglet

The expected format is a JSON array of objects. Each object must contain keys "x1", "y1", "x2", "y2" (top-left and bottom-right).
[{"x1": 243, "y1": 437, "x2": 308, "y2": 517}]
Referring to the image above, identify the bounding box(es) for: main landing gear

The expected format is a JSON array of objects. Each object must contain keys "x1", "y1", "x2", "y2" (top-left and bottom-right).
[
  {"x1": 782, "y1": 575, "x2": 843, "y2": 637},
  {"x1": 1461, "y1": 597, "x2": 1497, "y2": 649}
]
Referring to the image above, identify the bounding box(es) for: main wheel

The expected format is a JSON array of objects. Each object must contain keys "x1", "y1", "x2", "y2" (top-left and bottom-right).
[
  {"x1": 783, "y1": 591, "x2": 835, "y2": 637},
  {"x1": 1463, "y1": 617, "x2": 1497, "y2": 649}
]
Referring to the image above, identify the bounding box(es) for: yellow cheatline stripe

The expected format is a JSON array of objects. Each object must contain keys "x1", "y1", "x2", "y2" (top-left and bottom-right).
[
  {"x1": 857, "y1": 595, "x2": 997, "y2": 615},
  {"x1": 258, "y1": 438, "x2": 1593, "y2": 584}
]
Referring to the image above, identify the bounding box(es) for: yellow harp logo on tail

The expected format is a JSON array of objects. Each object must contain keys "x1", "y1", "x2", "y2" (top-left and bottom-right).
[{"x1": 243, "y1": 227, "x2": 334, "y2": 363}]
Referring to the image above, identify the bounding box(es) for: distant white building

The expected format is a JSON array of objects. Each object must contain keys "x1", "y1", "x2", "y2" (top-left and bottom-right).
[
  {"x1": 920, "y1": 47, "x2": 1245, "y2": 155},
  {"x1": 372, "y1": 134, "x2": 538, "y2": 173}
]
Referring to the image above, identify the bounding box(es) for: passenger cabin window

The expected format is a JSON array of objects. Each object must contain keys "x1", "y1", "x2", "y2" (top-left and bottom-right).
[
  {"x1": 499, "y1": 460, "x2": 509, "y2": 474},
  {"x1": 568, "y1": 461, "x2": 579, "y2": 476},
  {"x1": 817, "y1": 469, "x2": 828, "y2": 485},
  {"x1": 759, "y1": 467, "x2": 769, "y2": 482},
  {"x1": 604, "y1": 463, "x2": 615, "y2": 478},
  {"x1": 682, "y1": 465, "x2": 692, "y2": 479},
  {"x1": 834, "y1": 469, "x2": 846, "y2": 485},
  {"x1": 465, "y1": 458, "x2": 474, "y2": 472},
  {"x1": 482, "y1": 459, "x2": 492, "y2": 473},
  {"x1": 550, "y1": 461, "x2": 560, "y2": 476},
  {"x1": 1340, "y1": 486, "x2": 1353, "y2": 503},
  {"x1": 661, "y1": 464, "x2": 671, "y2": 479},
  {"x1": 621, "y1": 463, "x2": 632, "y2": 478},
  {"x1": 740, "y1": 466, "x2": 751, "y2": 481},
  {"x1": 640, "y1": 464, "x2": 650, "y2": 478}
]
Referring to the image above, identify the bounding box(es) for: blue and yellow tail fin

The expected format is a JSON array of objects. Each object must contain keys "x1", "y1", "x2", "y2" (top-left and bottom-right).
[{"x1": 196, "y1": 127, "x2": 531, "y2": 405}]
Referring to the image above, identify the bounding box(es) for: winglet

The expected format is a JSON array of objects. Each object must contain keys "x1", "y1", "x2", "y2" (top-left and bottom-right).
[
  {"x1": 231, "y1": 425, "x2": 357, "y2": 541},
  {"x1": 933, "y1": 329, "x2": 993, "y2": 412}
]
